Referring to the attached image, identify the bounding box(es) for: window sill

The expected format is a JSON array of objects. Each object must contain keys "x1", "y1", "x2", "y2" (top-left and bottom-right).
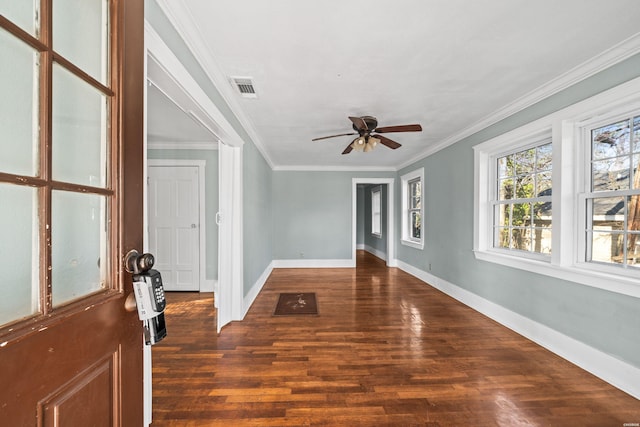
[
  {"x1": 401, "y1": 239, "x2": 424, "y2": 250},
  {"x1": 473, "y1": 249, "x2": 640, "y2": 298}
]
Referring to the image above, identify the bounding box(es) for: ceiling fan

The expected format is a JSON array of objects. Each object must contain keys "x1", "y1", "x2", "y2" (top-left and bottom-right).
[{"x1": 312, "y1": 116, "x2": 422, "y2": 154}]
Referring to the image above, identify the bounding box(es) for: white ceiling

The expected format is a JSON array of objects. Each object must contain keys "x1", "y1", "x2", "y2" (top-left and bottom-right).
[{"x1": 148, "y1": 0, "x2": 640, "y2": 169}]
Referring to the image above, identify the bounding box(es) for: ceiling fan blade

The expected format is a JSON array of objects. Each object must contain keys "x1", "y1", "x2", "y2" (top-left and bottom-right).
[
  {"x1": 312, "y1": 132, "x2": 356, "y2": 141},
  {"x1": 375, "y1": 124, "x2": 422, "y2": 133},
  {"x1": 341, "y1": 142, "x2": 354, "y2": 155},
  {"x1": 374, "y1": 134, "x2": 402, "y2": 149},
  {"x1": 348, "y1": 116, "x2": 369, "y2": 132}
]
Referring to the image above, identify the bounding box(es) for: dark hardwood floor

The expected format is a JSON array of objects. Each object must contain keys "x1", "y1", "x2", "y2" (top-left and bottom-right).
[{"x1": 152, "y1": 251, "x2": 639, "y2": 426}]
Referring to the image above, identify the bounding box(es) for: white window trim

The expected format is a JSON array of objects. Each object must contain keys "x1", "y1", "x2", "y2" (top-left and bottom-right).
[
  {"x1": 473, "y1": 76, "x2": 640, "y2": 298},
  {"x1": 371, "y1": 186, "x2": 382, "y2": 238},
  {"x1": 401, "y1": 168, "x2": 424, "y2": 249}
]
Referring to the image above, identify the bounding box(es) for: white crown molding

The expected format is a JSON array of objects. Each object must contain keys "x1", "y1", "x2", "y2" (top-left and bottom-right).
[
  {"x1": 151, "y1": 3, "x2": 640, "y2": 172},
  {"x1": 148, "y1": 141, "x2": 218, "y2": 151},
  {"x1": 273, "y1": 165, "x2": 397, "y2": 172},
  {"x1": 153, "y1": 0, "x2": 275, "y2": 168},
  {"x1": 145, "y1": 21, "x2": 243, "y2": 149},
  {"x1": 398, "y1": 32, "x2": 640, "y2": 170}
]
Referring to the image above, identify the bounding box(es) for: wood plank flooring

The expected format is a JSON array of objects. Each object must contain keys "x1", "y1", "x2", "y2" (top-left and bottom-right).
[{"x1": 152, "y1": 251, "x2": 639, "y2": 426}]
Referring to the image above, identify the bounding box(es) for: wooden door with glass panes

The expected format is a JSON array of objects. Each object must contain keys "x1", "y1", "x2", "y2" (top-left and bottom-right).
[{"x1": 0, "y1": 0, "x2": 145, "y2": 425}]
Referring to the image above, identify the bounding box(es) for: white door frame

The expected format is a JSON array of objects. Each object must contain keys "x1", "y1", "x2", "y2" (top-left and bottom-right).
[
  {"x1": 352, "y1": 178, "x2": 396, "y2": 267},
  {"x1": 217, "y1": 142, "x2": 244, "y2": 332},
  {"x1": 144, "y1": 21, "x2": 245, "y2": 426},
  {"x1": 148, "y1": 160, "x2": 207, "y2": 291}
]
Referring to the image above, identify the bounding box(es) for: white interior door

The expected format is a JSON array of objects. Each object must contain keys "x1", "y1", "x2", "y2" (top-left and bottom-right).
[{"x1": 149, "y1": 165, "x2": 200, "y2": 291}]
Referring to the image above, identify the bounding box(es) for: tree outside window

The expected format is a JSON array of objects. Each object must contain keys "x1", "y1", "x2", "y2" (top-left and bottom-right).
[{"x1": 495, "y1": 142, "x2": 552, "y2": 254}]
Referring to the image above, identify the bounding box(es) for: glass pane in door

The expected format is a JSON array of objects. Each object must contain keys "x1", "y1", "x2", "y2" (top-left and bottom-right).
[
  {"x1": 0, "y1": 184, "x2": 39, "y2": 325},
  {"x1": 52, "y1": 64, "x2": 107, "y2": 187},
  {"x1": 51, "y1": 191, "x2": 107, "y2": 306},
  {"x1": 53, "y1": 0, "x2": 109, "y2": 83},
  {"x1": 1, "y1": 0, "x2": 40, "y2": 36},
  {"x1": 0, "y1": 29, "x2": 39, "y2": 176}
]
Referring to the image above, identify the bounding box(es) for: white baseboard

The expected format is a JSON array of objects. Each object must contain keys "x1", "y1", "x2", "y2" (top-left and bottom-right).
[
  {"x1": 356, "y1": 243, "x2": 365, "y2": 250},
  {"x1": 242, "y1": 261, "x2": 274, "y2": 318},
  {"x1": 273, "y1": 258, "x2": 354, "y2": 268},
  {"x1": 200, "y1": 279, "x2": 215, "y2": 293},
  {"x1": 396, "y1": 260, "x2": 640, "y2": 400},
  {"x1": 362, "y1": 244, "x2": 387, "y2": 261}
]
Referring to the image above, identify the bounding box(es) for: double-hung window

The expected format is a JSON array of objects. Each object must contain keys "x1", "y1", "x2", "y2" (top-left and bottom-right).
[
  {"x1": 371, "y1": 186, "x2": 382, "y2": 237},
  {"x1": 401, "y1": 168, "x2": 424, "y2": 249},
  {"x1": 583, "y1": 115, "x2": 640, "y2": 267},
  {"x1": 495, "y1": 142, "x2": 552, "y2": 257},
  {"x1": 474, "y1": 76, "x2": 640, "y2": 297}
]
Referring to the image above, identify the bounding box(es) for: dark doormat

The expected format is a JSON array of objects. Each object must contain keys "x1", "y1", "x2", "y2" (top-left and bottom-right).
[{"x1": 273, "y1": 293, "x2": 318, "y2": 316}]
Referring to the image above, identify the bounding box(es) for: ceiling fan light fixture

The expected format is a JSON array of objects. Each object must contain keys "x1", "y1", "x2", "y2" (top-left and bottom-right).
[{"x1": 351, "y1": 136, "x2": 366, "y2": 151}]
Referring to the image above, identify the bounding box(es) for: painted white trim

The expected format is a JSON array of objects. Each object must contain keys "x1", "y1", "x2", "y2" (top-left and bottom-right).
[
  {"x1": 148, "y1": 160, "x2": 208, "y2": 292},
  {"x1": 201, "y1": 279, "x2": 215, "y2": 293},
  {"x1": 151, "y1": 7, "x2": 640, "y2": 172},
  {"x1": 273, "y1": 259, "x2": 355, "y2": 268},
  {"x1": 145, "y1": 21, "x2": 244, "y2": 148},
  {"x1": 148, "y1": 142, "x2": 218, "y2": 151},
  {"x1": 398, "y1": 32, "x2": 640, "y2": 170},
  {"x1": 242, "y1": 261, "x2": 274, "y2": 318},
  {"x1": 400, "y1": 168, "x2": 424, "y2": 250},
  {"x1": 352, "y1": 178, "x2": 396, "y2": 267},
  {"x1": 473, "y1": 76, "x2": 640, "y2": 298},
  {"x1": 395, "y1": 260, "x2": 640, "y2": 400},
  {"x1": 363, "y1": 245, "x2": 386, "y2": 261},
  {"x1": 356, "y1": 244, "x2": 366, "y2": 250},
  {"x1": 152, "y1": 3, "x2": 269, "y2": 164},
  {"x1": 217, "y1": 143, "x2": 244, "y2": 331}
]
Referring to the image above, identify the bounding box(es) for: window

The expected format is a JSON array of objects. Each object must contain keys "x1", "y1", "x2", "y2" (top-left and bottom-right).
[
  {"x1": 0, "y1": 0, "x2": 115, "y2": 327},
  {"x1": 494, "y1": 142, "x2": 552, "y2": 257},
  {"x1": 401, "y1": 168, "x2": 424, "y2": 249},
  {"x1": 583, "y1": 115, "x2": 640, "y2": 268},
  {"x1": 371, "y1": 186, "x2": 382, "y2": 237},
  {"x1": 474, "y1": 76, "x2": 640, "y2": 298}
]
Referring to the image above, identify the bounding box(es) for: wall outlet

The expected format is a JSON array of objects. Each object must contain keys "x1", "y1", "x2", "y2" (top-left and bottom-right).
[
  {"x1": 428, "y1": 263, "x2": 432, "y2": 271},
  {"x1": 300, "y1": 252, "x2": 305, "y2": 258}
]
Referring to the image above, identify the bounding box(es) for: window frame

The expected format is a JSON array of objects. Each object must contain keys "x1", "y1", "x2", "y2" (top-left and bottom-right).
[
  {"x1": 473, "y1": 76, "x2": 640, "y2": 298},
  {"x1": 371, "y1": 186, "x2": 382, "y2": 237},
  {"x1": 401, "y1": 168, "x2": 424, "y2": 249},
  {"x1": 491, "y1": 134, "x2": 553, "y2": 261}
]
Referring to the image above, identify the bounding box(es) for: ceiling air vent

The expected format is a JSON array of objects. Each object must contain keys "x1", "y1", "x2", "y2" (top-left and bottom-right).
[{"x1": 231, "y1": 77, "x2": 258, "y2": 99}]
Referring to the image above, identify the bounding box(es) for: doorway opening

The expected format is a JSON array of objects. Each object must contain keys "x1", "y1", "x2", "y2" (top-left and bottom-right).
[{"x1": 352, "y1": 178, "x2": 396, "y2": 267}]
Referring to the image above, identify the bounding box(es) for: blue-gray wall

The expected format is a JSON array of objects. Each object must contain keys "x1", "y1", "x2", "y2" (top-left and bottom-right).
[
  {"x1": 243, "y1": 141, "x2": 273, "y2": 294},
  {"x1": 272, "y1": 171, "x2": 395, "y2": 260},
  {"x1": 396, "y1": 53, "x2": 640, "y2": 369},
  {"x1": 147, "y1": 0, "x2": 273, "y2": 296}
]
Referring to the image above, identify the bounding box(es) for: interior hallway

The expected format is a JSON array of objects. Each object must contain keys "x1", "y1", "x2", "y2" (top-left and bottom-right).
[{"x1": 152, "y1": 251, "x2": 639, "y2": 426}]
